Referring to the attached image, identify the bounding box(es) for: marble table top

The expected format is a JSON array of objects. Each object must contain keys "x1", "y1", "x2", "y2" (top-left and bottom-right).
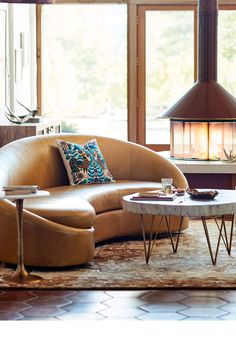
[{"x1": 122, "y1": 189, "x2": 236, "y2": 217}]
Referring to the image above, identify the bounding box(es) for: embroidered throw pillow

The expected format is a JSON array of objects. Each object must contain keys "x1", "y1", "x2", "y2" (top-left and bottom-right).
[{"x1": 57, "y1": 139, "x2": 115, "y2": 185}]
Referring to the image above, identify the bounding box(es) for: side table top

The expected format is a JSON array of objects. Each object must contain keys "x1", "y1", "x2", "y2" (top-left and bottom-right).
[
  {"x1": 123, "y1": 189, "x2": 236, "y2": 217},
  {"x1": 0, "y1": 190, "x2": 50, "y2": 200}
]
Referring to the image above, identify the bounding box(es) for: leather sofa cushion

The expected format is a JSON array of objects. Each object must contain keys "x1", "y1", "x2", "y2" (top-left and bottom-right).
[
  {"x1": 88, "y1": 180, "x2": 162, "y2": 212},
  {"x1": 23, "y1": 195, "x2": 96, "y2": 229},
  {"x1": 23, "y1": 180, "x2": 162, "y2": 228}
]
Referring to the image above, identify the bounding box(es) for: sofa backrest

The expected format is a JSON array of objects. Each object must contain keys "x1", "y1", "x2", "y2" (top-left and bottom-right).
[{"x1": 0, "y1": 133, "x2": 188, "y2": 189}]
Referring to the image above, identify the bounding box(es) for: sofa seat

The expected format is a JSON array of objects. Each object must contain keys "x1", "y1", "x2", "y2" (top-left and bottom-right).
[
  {"x1": 23, "y1": 180, "x2": 162, "y2": 228},
  {"x1": 23, "y1": 194, "x2": 95, "y2": 229}
]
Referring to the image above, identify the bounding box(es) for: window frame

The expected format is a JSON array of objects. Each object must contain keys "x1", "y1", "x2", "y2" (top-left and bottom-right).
[{"x1": 136, "y1": 4, "x2": 197, "y2": 152}]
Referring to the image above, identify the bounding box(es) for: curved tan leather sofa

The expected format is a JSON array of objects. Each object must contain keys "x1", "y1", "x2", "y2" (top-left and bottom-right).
[{"x1": 0, "y1": 134, "x2": 189, "y2": 267}]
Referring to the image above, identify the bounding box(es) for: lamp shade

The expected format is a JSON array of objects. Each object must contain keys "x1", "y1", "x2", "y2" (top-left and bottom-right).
[{"x1": 0, "y1": 0, "x2": 54, "y2": 3}]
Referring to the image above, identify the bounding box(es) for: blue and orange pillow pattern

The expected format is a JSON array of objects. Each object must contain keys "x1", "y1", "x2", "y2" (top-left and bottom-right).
[{"x1": 57, "y1": 139, "x2": 114, "y2": 185}]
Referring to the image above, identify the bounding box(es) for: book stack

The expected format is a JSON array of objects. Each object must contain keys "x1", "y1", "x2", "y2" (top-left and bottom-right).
[
  {"x1": 131, "y1": 190, "x2": 177, "y2": 201},
  {"x1": 2, "y1": 185, "x2": 39, "y2": 196}
]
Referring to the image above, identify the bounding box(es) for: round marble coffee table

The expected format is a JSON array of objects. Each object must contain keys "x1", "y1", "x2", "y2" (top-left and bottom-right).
[{"x1": 123, "y1": 189, "x2": 236, "y2": 265}]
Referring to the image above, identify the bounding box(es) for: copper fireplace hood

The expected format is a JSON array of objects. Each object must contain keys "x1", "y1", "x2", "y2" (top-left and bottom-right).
[{"x1": 162, "y1": 0, "x2": 236, "y2": 160}]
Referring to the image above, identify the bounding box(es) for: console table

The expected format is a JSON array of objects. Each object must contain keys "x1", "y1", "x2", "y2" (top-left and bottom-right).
[
  {"x1": 0, "y1": 121, "x2": 61, "y2": 147},
  {"x1": 123, "y1": 189, "x2": 236, "y2": 265}
]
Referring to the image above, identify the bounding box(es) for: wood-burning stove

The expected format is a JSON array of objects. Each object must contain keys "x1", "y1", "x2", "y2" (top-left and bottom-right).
[{"x1": 162, "y1": 0, "x2": 236, "y2": 161}]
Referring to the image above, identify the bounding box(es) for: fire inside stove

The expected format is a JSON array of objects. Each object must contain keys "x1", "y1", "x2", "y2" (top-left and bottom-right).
[{"x1": 171, "y1": 120, "x2": 236, "y2": 161}]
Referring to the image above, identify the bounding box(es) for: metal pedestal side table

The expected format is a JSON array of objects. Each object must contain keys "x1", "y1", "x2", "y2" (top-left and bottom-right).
[{"x1": 0, "y1": 190, "x2": 49, "y2": 284}]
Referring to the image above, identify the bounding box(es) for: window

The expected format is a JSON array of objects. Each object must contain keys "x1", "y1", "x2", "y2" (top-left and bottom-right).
[
  {"x1": 218, "y1": 8, "x2": 236, "y2": 96},
  {"x1": 41, "y1": 4, "x2": 127, "y2": 139},
  {"x1": 145, "y1": 9, "x2": 195, "y2": 145},
  {"x1": 137, "y1": 5, "x2": 196, "y2": 150},
  {"x1": 37, "y1": 2, "x2": 236, "y2": 151}
]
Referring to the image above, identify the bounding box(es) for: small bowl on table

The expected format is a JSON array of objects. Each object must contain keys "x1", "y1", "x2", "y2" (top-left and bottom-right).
[{"x1": 186, "y1": 189, "x2": 218, "y2": 200}]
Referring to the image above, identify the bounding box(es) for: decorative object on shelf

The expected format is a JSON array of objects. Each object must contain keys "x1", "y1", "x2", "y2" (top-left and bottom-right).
[
  {"x1": 186, "y1": 189, "x2": 218, "y2": 200},
  {"x1": 223, "y1": 148, "x2": 236, "y2": 163},
  {"x1": 5, "y1": 101, "x2": 38, "y2": 124}
]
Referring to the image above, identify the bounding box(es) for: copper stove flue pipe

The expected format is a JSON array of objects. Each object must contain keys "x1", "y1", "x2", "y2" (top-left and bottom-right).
[{"x1": 198, "y1": 0, "x2": 218, "y2": 82}]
